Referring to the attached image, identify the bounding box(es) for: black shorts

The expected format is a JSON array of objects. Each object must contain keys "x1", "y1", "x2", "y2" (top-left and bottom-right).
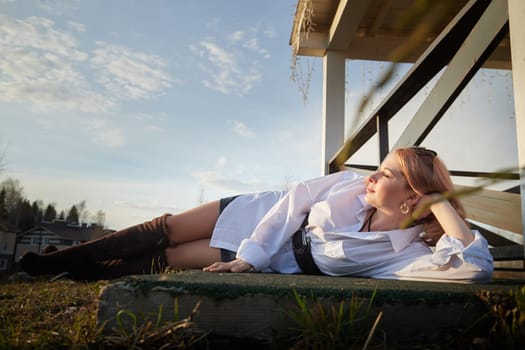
[{"x1": 218, "y1": 195, "x2": 239, "y2": 262}]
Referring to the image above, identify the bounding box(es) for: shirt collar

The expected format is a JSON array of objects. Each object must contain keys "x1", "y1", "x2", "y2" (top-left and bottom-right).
[
  {"x1": 356, "y1": 193, "x2": 368, "y2": 213},
  {"x1": 387, "y1": 225, "x2": 422, "y2": 252},
  {"x1": 356, "y1": 194, "x2": 422, "y2": 252}
]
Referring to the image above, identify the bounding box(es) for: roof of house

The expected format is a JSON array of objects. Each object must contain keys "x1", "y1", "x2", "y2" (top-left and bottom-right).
[{"x1": 18, "y1": 221, "x2": 104, "y2": 242}]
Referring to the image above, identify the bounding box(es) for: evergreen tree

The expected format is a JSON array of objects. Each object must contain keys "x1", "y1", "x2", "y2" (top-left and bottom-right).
[
  {"x1": 0, "y1": 178, "x2": 24, "y2": 225},
  {"x1": 31, "y1": 201, "x2": 43, "y2": 225},
  {"x1": 43, "y1": 204, "x2": 57, "y2": 222},
  {"x1": 67, "y1": 205, "x2": 79, "y2": 225},
  {"x1": 0, "y1": 188, "x2": 8, "y2": 219},
  {"x1": 0, "y1": 177, "x2": 108, "y2": 230},
  {"x1": 19, "y1": 200, "x2": 35, "y2": 231}
]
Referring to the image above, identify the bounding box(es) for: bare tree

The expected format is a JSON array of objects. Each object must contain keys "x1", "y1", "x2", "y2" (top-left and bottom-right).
[
  {"x1": 75, "y1": 200, "x2": 90, "y2": 224},
  {"x1": 93, "y1": 210, "x2": 106, "y2": 228}
]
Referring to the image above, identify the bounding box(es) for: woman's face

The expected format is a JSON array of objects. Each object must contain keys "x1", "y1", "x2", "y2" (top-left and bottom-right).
[{"x1": 364, "y1": 153, "x2": 414, "y2": 215}]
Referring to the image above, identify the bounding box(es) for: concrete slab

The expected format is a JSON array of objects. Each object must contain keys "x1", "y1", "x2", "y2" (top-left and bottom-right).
[{"x1": 96, "y1": 270, "x2": 523, "y2": 344}]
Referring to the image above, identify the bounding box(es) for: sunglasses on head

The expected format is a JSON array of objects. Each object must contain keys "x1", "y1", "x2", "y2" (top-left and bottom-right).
[{"x1": 410, "y1": 146, "x2": 437, "y2": 158}]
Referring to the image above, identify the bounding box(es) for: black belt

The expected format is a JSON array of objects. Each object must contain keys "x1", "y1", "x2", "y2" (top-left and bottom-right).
[{"x1": 292, "y1": 215, "x2": 324, "y2": 275}]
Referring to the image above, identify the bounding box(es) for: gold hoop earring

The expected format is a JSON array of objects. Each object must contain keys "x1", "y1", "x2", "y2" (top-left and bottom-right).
[{"x1": 400, "y1": 202, "x2": 410, "y2": 214}]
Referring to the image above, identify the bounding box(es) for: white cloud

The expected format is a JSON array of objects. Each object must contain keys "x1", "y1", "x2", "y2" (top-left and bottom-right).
[
  {"x1": 199, "y1": 40, "x2": 241, "y2": 95},
  {"x1": 37, "y1": 0, "x2": 80, "y2": 16},
  {"x1": 193, "y1": 170, "x2": 272, "y2": 194},
  {"x1": 67, "y1": 20, "x2": 86, "y2": 32},
  {"x1": 2, "y1": 15, "x2": 87, "y2": 60},
  {"x1": 0, "y1": 14, "x2": 113, "y2": 112},
  {"x1": 91, "y1": 42, "x2": 174, "y2": 100},
  {"x1": 91, "y1": 128, "x2": 125, "y2": 148},
  {"x1": 193, "y1": 26, "x2": 271, "y2": 96},
  {"x1": 229, "y1": 28, "x2": 272, "y2": 58},
  {"x1": 263, "y1": 28, "x2": 276, "y2": 38},
  {"x1": 229, "y1": 120, "x2": 255, "y2": 138},
  {"x1": 112, "y1": 200, "x2": 181, "y2": 213},
  {"x1": 229, "y1": 30, "x2": 244, "y2": 41},
  {"x1": 0, "y1": 13, "x2": 175, "y2": 113},
  {"x1": 86, "y1": 119, "x2": 126, "y2": 148},
  {"x1": 215, "y1": 156, "x2": 228, "y2": 168},
  {"x1": 243, "y1": 37, "x2": 270, "y2": 59}
]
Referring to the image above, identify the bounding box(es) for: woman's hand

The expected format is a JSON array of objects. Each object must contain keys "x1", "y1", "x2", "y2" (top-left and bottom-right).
[
  {"x1": 203, "y1": 258, "x2": 255, "y2": 273},
  {"x1": 415, "y1": 193, "x2": 474, "y2": 246},
  {"x1": 413, "y1": 193, "x2": 442, "y2": 220}
]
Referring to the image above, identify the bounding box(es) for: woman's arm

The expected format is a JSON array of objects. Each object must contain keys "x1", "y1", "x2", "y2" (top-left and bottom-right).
[
  {"x1": 417, "y1": 194, "x2": 474, "y2": 246},
  {"x1": 204, "y1": 171, "x2": 363, "y2": 273}
]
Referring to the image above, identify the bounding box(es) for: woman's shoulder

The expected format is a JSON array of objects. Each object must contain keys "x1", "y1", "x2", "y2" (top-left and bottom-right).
[{"x1": 304, "y1": 170, "x2": 364, "y2": 185}]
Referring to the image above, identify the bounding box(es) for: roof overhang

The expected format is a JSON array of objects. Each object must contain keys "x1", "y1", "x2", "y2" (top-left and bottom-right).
[{"x1": 290, "y1": 0, "x2": 511, "y2": 69}]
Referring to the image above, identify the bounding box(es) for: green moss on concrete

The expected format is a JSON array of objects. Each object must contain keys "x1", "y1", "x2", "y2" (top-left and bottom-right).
[{"x1": 112, "y1": 270, "x2": 522, "y2": 306}]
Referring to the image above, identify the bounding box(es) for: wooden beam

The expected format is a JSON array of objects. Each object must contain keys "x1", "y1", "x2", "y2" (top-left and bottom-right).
[
  {"x1": 490, "y1": 245, "x2": 524, "y2": 261},
  {"x1": 377, "y1": 115, "x2": 389, "y2": 161},
  {"x1": 508, "y1": 0, "x2": 525, "y2": 261},
  {"x1": 471, "y1": 222, "x2": 520, "y2": 247},
  {"x1": 329, "y1": 0, "x2": 491, "y2": 169},
  {"x1": 294, "y1": 31, "x2": 328, "y2": 57},
  {"x1": 328, "y1": 0, "x2": 371, "y2": 50},
  {"x1": 456, "y1": 185, "x2": 522, "y2": 235},
  {"x1": 368, "y1": 0, "x2": 393, "y2": 37},
  {"x1": 393, "y1": 0, "x2": 509, "y2": 148},
  {"x1": 343, "y1": 165, "x2": 520, "y2": 180}
]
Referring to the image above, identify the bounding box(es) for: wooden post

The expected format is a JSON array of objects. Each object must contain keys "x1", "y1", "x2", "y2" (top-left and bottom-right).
[
  {"x1": 508, "y1": 0, "x2": 525, "y2": 256},
  {"x1": 322, "y1": 51, "x2": 346, "y2": 174}
]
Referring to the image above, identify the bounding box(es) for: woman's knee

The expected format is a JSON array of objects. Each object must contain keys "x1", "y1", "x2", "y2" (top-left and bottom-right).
[{"x1": 165, "y1": 200, "x2": 220, "y2": 244}]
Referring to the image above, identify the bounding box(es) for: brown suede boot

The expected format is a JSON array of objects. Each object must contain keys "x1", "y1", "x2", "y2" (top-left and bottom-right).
[
  {"x1": 20, "y1": 214, "x2": 171, "y2": 276},
  {"x1": 66, "y1": 252, "x2": 168, "y2": 281}
]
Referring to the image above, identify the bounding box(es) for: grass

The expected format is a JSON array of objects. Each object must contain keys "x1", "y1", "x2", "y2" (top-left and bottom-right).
[
  {"x1": 287, "y1": 288, "x2": 381, "y2": 350},
  {"x1": 0, "y1": 277, "x2": 103, "y2": 349},
  {"x1": 1, "y1": 273, "x2": 524, "y2": 349},
  {"x1": 0, "y1": 275, "x2": 205, "y2": 349}
]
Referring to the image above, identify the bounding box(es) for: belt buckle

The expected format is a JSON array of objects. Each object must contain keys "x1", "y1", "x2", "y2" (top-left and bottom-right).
[
  {"x1": 293, "y1": 228, "x2": 309, "y2": 254},
  {"x1": 301, "y1": 228, "x2": 309, "y2": 246},
  {"x1": 294, "y1": 228, "x2": 308, "y2": 254}
]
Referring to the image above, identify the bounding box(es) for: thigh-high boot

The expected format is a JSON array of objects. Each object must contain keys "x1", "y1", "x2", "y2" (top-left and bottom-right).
[
  {"x1": 66, "y1": 252, "x2": 169, "y2": 281},
  {"x1": 20, "y1": 214, "x2": 171, "y2": 276}
]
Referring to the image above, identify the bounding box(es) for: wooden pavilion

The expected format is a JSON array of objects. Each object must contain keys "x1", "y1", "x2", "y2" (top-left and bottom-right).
[{"x1": 290, "y1": 0, "x2": 524, "y2": 277}]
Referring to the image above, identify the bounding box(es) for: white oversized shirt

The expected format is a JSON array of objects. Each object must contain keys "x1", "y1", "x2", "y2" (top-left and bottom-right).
[{"x1": 210, "y1": 171, "x2": 493, "y2": 283}]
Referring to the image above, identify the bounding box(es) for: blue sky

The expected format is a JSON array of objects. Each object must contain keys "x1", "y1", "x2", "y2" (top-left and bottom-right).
[
  {"x1": 0, "y1": 0, "x2": 518, "y2": 229},
  {"x1": 0, "y1": 0, "x2": 327, "y2": 229}
]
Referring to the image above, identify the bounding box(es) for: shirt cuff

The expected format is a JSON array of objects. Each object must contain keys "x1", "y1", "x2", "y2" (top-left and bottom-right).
[
  {"x1": 236, "y1": 239, "x2": 271, "y2": 270},
  {"x1": 432, "y1": 230, "x2": 492, "y2": 266}
]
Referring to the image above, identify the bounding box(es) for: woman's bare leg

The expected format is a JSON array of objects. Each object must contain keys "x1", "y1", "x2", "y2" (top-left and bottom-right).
[
  {"x1": 164, "y1": 239, "x2": 221, "y2": 269},
  {"x1": 165, "y1": 200, "x2": 220, "y2": 244}
]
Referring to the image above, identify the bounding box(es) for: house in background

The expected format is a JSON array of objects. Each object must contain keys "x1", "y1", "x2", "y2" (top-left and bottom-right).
[
  {"x1": 14, "y1": 220, "x2": 113, "y2": 264},
  {"x1": 0, "y1": 218, "x2": 20, "y2": 275}
]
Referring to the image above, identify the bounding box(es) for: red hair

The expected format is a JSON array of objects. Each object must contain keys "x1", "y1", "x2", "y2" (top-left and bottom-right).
[{"x1": 395, "y1": 147, "x2": 468, "y2": 246}]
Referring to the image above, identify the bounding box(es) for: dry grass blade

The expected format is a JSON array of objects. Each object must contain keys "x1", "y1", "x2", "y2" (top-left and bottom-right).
[
  {"x1": 362, "y1": 311, "x2": 382, "y2": 350},
  {"x1": 103, "y1": 299, "x2": 206, "y2": 349}
]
